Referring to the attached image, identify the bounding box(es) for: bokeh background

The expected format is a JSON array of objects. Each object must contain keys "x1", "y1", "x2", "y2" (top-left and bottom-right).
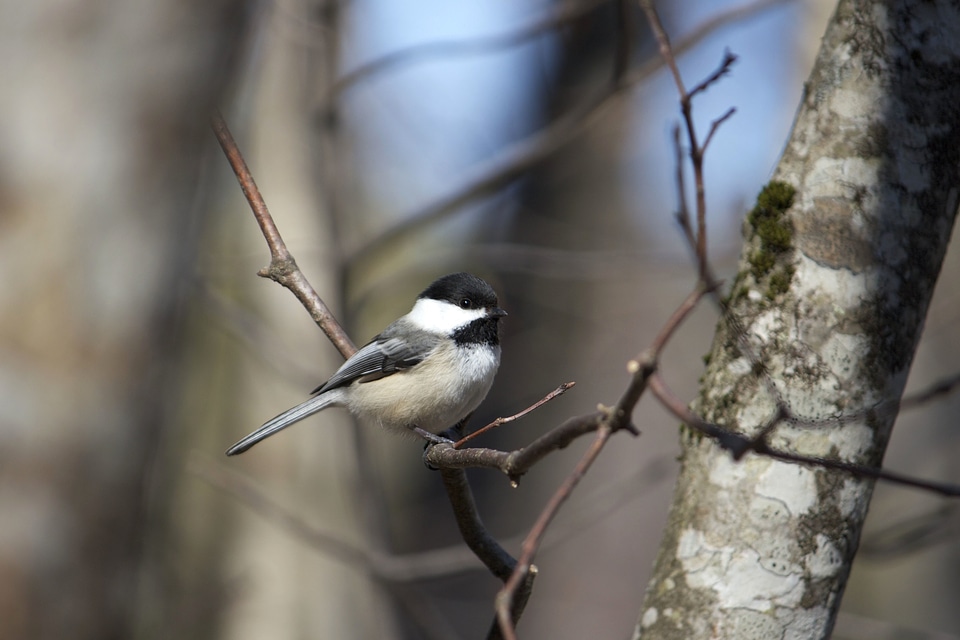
[{"x1": 2, "y1": 0, "x2": 959, "y2": 638}]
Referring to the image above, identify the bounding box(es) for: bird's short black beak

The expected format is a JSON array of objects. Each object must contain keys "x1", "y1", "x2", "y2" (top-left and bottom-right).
[{"x1": 489, "y1": 307, "x2": 508, "y2": 318}]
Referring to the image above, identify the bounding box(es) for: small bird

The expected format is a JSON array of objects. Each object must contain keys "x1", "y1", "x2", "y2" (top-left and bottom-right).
[{"x1": 226, "y1": 272, "x2": 506, "y2": 455}]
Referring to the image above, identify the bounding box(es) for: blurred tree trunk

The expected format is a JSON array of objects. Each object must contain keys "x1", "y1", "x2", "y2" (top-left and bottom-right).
[
  {"x1": 0, "y1": 2, "x2": 244, "y2": 639},
  {"x1": 493, "y1": 3, "x2": 643, "y2": 446},
  {"x1": 225, "y1": 1, "x2": 408, "y2": 637},
  {"x1": 635, "y1": 1, "x2": 960, "y2": 638},
  {"x1": 488, "y1": 4, "x2": 654, "y2": 637}
]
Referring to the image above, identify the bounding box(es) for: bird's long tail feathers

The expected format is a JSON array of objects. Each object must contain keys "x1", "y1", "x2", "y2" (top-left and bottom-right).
[{"x1": 225, "y1": 393, "x2": 337, "y2": 456}]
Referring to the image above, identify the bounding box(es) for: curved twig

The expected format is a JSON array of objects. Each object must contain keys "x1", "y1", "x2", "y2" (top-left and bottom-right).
[{"x1": 211, "y1": 111, "x2": 357, "y2": 357}]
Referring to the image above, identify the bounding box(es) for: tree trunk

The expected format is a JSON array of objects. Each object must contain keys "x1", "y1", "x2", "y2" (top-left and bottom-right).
[
  {"x1": 635, "y1": 0, "x2": 960, "y2": 638},
  {"x1": 0, "y1": 3, "x2": 243, "y2": 639}
]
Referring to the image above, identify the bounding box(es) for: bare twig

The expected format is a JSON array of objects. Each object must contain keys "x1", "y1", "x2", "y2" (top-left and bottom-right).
[
  {"x1": 438, "y1": 468, "x2": 517, "y2": 581},
  {"x1": 622, "y1": 0, "x2": 791, "y2": 87},
  {"x1": 210, "y1": 111, "x2": 356, "y2": 358},
  {"x1": 455, "y1": 382, "x2": 576, "y2": 448},
  {"x1": 672, "y1": 126, "x2": 697, "y2": 250},
  {"x1": 496, "y1": 425, "x2": 614, "y2": 640},
  {"x1": 703, "y1": 106, "x2": 737, "y2": 152},
  {"x1": 900, "y1": 370, "x2": 960, "y2": 409},
  {"x1": 688, "y1": 49, "x2": 738, "y2": 99},
  {"x1": 757, "y1": 446, "x2": 960, "y2": 498},
  {"x1": 652, "y1": 283, "x2": 717, "y2": 357},
  {"x1": 639, "y1": 2, "x2": 741, "y2": 279},
  {"x1": 424, "y1": 412, "x2": 609, "y2": 483},
  {"x1": 492, "y1": 270, "x2": 715, "y2": 637},
  {"x1": 647, "y1": 373, "x2": 960, "y2": 498},
  {"x1": 669, "y1": 123, "x2": 726, "y2": 300}
]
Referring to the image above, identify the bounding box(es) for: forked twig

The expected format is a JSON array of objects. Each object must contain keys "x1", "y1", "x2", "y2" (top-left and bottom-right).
[
  {"x1": 638, "y1": 3, "x2": 960, "y2": 507},
  {"x1": 703, "y1": 106, "x2": 737, "y2": 152},
  {"x1": 492, "y1": 272, "x2": 713, "y2": 638},
  {"x1": 639, "y1": 1, "x2": 739, "y2": 279}
]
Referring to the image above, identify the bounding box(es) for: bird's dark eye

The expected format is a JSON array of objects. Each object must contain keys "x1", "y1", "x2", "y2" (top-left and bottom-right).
[{"x1": 459, "y1": 298, "x2": 473, "y2": 309}]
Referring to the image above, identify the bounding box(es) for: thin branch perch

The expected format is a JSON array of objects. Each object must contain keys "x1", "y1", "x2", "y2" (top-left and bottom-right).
[{"x1": 210, "y1": 111, "x2": 356, "y2": 358}]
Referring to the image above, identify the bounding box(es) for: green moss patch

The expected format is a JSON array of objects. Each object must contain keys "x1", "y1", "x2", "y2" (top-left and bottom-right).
[{"x1": 746, "y1": 181, "x2": 796, "y2": 299}]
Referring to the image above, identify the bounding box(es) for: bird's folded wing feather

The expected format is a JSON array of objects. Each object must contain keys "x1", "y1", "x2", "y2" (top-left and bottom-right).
[{"x1": 311, "y1": 332, "x2": 439, "y2": 395}]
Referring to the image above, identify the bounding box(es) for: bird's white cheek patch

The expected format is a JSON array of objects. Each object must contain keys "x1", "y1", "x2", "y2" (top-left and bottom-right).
[{"x1": 406, "y1": 298, "x2": 487, "y2": 333}]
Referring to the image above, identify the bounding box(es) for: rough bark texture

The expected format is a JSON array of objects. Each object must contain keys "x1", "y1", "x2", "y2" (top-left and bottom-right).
[{"x1": 635, "y1": 1, "x2": 960, "y2": 638}]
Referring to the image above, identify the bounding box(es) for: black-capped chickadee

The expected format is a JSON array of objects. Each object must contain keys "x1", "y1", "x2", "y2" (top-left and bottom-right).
[{"x1": 226, "y1": 272, "x2": 506, "y2": 455}]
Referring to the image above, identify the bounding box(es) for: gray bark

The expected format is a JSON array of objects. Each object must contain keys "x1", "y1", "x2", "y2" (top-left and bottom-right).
[{"x1": 635, "y1": 1, "x2": 960, "y2": 638}]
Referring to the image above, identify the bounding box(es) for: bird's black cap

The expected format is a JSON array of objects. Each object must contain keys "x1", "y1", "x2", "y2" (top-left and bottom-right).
[{"x1": 418, "y1": 272, "x2": 501, "y2": 311}]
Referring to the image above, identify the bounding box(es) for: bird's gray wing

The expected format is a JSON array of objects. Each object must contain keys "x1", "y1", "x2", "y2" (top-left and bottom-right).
[{"x1": 311, "y1": 328, "x2": 441, "y2": 395}]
